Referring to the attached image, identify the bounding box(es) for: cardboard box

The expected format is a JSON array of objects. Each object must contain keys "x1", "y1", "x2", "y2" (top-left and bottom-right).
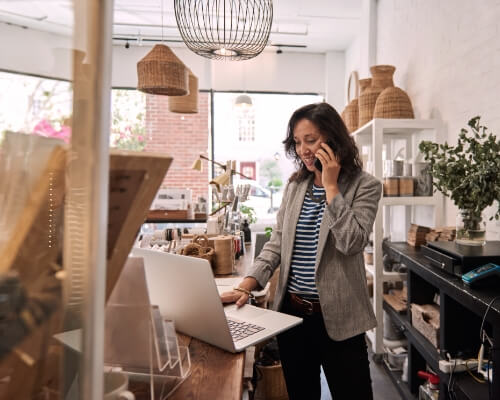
[{"x1": 411, "y1": 303, "x2": 440, "y2": 349}]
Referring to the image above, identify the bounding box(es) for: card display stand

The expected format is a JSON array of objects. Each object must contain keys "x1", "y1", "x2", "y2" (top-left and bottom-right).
[
  {"x1": 105, "y1": 304, "x2": 191, "y2": 400},
  {"x1": 106, "y1": 257, "x2": 191, "y2": 399}
]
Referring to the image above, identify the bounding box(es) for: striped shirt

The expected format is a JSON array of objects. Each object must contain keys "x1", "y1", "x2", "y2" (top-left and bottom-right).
[{"x1": 287, "y1": 184, "x2": 326, "y2": 300}]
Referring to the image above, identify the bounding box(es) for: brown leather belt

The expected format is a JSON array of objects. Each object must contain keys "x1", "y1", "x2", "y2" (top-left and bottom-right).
[{"x1": 288, "y1": 293, "x2": 321, "y2": 315}]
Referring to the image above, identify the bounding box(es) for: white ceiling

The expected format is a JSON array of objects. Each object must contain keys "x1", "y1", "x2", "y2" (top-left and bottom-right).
[{"x1": 0, "y1": 0, "x2": 362, "y2": 53}]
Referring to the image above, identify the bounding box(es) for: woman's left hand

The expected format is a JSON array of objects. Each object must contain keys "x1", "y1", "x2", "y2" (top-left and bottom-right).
[{"x1": 316, "y1": 142, "x2": 341, "y2": 201}]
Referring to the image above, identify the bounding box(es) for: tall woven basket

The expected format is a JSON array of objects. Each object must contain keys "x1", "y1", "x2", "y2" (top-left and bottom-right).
[
  {"x1": 358, "y1": 78, "x2": 372, "y2": 100},
  {"x1": 137, "y1": 44, "x2": 189, "y2": 96},
  {"x1": 358, "y1": 65, "x2": 395, "y2": 126},
  {"x1": 341, "y1": 71, "x2": 359, "y2": 133},
  {"x1": 168, "y1": 70, "x2": 199, "y2": 113}
]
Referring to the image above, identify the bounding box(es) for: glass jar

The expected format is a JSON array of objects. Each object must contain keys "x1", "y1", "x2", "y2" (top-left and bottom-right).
[{"x1": 456, "y1": 209, "x2": 486, "y2": 246}]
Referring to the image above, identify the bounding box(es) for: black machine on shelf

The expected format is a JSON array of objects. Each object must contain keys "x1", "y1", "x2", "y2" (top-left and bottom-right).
[{"x1": 420, "y1": 241, "x2": 500, "y2": 277}]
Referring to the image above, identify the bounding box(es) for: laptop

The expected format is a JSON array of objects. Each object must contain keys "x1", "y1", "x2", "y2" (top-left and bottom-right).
[{"x1": 131, "y1": 248, "x2": 302, "y2": 353}]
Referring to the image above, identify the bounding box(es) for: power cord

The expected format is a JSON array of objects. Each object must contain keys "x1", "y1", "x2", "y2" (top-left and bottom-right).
[
  {"x1": 479, "y1": 295, "x2": 500, "y2": 343},
  {"x1": 479, "y1": 295, "x2": 500, "y2": 400},
  {"x1": 446, "y1": 353, "x2": 457, "y2": 400},
  {"x1": 465, "y1": 358, "x2": 486, "y2": 383}
]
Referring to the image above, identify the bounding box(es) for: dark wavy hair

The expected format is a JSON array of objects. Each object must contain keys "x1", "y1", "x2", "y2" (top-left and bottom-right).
[{"x1": 283, "y1": 102, "x2": 362, "y2": 183}]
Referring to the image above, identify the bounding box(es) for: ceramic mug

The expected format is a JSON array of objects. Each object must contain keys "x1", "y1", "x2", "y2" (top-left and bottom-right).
[{"x1": 104, "y1": 371, "x2": 135, "y2": 400}]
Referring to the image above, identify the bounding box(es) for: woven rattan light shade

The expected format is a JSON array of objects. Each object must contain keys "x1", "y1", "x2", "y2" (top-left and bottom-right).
[
  {"x1": 137, "y1": 44, "x2": 188, "y2": 96},
  {"x1": 168, "y1": 71, "x2": 198, "y2": 113}
]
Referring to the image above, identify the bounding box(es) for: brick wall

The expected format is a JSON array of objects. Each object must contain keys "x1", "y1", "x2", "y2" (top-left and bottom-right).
[
  {"x1": 144, "y1": 91, "x2": 210, "y2": 202},
  {"x1": 376, "y1": 0, "x2": 500, "y2": 239}
]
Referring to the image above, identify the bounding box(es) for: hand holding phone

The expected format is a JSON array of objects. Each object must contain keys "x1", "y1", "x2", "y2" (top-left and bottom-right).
[{"x1": 314, "y1": 141, "x2": 335, "y2": 171}]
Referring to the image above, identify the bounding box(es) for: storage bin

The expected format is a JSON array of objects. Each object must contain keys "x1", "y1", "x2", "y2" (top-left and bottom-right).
[
  {"x1": 254, "y1": 363, "x2": 289, "y2": 400},
  {"x1": 411, "y1": 303, "x2": 440, "y2": 349}
]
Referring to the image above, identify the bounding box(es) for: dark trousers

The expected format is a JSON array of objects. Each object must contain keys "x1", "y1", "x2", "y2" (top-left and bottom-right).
[{"x1": 277, "y1": 296, "x2": 373, "y2": 400}]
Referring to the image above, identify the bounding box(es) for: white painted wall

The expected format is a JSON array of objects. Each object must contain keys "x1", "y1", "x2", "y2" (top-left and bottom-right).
[
  {"x1": 325, "y1": 51, "x2": 345, "y2": 112},
  {"x1": 345, "y1": 36, "x2": 361, "y2": 89},
  {"x1": 376, "y1": 0, "x2": 500, "y2": 239},
  {"x1": 208, "y1": 50, "x2": 326, "y2": 94},
  {"x1": 0, "y1": 24, "x2": 73, "y2": 80},
  {"x1": 0, "y1": 24, "x2": 330, "y2": 95}
]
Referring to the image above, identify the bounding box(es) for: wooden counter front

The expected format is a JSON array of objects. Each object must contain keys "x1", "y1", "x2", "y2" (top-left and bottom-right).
[{"x1": 169, "y1": 335, "x2": 245, "y2": 400}]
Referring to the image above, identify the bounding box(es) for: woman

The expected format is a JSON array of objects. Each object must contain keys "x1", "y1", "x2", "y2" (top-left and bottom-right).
[{"x1": 222, "y1": 102, "x2": 382, "y2": 399}]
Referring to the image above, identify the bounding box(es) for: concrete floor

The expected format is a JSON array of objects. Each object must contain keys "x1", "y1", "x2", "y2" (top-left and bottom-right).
[{"x1": 320, "y1": 349, "x2": 401, "y2": 400}]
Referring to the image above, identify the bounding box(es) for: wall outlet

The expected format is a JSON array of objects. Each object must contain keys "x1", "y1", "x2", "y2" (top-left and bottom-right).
[{"x1": 439, "y1": 359, "x2": 478, "y2": 373}]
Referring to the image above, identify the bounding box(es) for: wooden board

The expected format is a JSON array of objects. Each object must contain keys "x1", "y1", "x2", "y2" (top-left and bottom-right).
[
  {"x1": 147, "y1": 209, "x2": 189, "y2": 221},
  {"x1": 0, "y1": 144, "x2": 66, "y2": 400},
  {"x1": 0, "y1": 145, "x2": 66, "y2": 283},
  {"x1": 106, "y1": 150, "x2": 172, "y2": 300}
]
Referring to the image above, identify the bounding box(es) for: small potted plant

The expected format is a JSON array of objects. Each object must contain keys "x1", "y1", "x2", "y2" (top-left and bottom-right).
[
  {"x1": 240, "y1": 205, "x2": 256, "y2": 243},
  {"x1": 419, "y1": 116, "x2": 500, "y2": 246}
]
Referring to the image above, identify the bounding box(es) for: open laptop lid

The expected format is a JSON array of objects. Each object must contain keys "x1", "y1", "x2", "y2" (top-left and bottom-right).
[{"x1": 131, "y1": 248, "x2": 236, "y2": 352}]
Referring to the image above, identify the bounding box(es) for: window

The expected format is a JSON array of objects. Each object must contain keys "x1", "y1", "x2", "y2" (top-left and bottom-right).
[
  {"x1": 0, "y1": 71, "x2": 72, "y2": 141},
  {"x1": 213, "y1": 92, "x2": 323, "y2": 225},
  {"x1": 237, "y1": 109, "x2": 255, "y2": 141}
]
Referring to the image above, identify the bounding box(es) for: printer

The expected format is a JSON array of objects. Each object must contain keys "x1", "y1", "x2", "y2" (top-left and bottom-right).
[{"x1": 420, "y1": 241, "x2": 500, "y2": 277}]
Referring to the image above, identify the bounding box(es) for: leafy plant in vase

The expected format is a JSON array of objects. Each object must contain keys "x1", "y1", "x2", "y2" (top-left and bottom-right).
[
  {"x1": 240, "y1": 205, "x2": 256, "y2": 243},
  {"x1": 419, "y1": 117, "x2": 500, "y2": 246}
]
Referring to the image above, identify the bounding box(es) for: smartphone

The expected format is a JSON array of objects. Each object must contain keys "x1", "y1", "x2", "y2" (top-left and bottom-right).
[{"x1": 314, "y1": 141, "x2": 335, "y2": 171}]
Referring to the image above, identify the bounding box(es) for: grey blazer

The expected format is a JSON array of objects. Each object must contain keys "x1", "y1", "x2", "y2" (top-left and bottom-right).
[{"x1": 247, "y1": 171, "x2": 382, "y2": 341}]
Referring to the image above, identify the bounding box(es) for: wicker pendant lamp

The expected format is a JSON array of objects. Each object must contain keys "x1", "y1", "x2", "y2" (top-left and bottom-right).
[
  {"x1": 168, "y1": 70, "x2": 199, "y2": 113},
  {"x1": 137, "y1": 44, "x2": 189, "y2": 96}
]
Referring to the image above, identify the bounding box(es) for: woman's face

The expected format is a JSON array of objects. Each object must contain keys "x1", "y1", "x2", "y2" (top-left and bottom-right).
[{"x1": 293, "y1": 118, "x2": 325, "y2": 171}]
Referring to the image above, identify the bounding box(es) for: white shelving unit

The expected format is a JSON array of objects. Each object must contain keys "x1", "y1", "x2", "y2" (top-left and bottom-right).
[{"x1": 352, "y1": 119, "x2": 444, "y2": 356}]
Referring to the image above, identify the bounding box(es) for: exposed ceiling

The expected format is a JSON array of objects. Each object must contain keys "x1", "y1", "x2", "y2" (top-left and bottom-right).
[{"x1": 0, "y1": 0, "x2": 362, "y2": 53}]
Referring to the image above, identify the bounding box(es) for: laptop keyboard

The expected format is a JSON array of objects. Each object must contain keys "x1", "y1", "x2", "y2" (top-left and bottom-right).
[{"x1": 227, "y1": 318, "x2": 265, "y2": 342}]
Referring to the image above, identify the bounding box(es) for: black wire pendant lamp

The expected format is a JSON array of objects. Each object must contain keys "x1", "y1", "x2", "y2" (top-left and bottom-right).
[{"x1": 174, "y1": 0, "x2": 273, "y2": 61}]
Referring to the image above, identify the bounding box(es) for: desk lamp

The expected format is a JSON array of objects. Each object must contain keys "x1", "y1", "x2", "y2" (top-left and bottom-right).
[{"x1": 191, "y1": 154, "x2": 252, "y2": 184}]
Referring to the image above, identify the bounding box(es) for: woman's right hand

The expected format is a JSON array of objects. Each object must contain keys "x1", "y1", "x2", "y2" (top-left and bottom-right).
[{"x1": 220, "y1": 277, "x2": 258, "y2": 307}]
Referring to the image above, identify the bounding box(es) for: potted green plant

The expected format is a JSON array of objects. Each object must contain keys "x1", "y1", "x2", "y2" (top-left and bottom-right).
[
  {"x1": 240, "y1": 205, "x2": 256, "y2": 243},
  {"x1": 419, "y1": 116, "x2": 500, "y2": 246},
  {"x1": 240, "y1": 205, "x2": 257, "y2": 224}
]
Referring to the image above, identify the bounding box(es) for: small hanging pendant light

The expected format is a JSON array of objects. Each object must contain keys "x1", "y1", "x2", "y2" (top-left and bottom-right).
[
  {"x1": 137, "y1": 44, "x2": 189, "y2": 96},
  {"x1": 168, "y1": 69, "x2": 199, "y2": 113}
]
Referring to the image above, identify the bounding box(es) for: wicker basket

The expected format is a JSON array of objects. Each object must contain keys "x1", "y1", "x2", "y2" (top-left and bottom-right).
[
  {"x1": 358, "y1": 65, "x2": 395, "y2": 126},
  {"x1": 137, "y1": 44, "x2": 189, "y2": 96},
  {"x1": 341, "y1": 71, "x2": 359, "y2": 133},
  {"x1": 254, "y1": 363, "x2": 289, "y2": 400},
  {"x1": 359, "y1": 78, "x2": 372, "y2": 95},
  {"x1": 168, "y1": 70, "x2": 199, "y2": 113},
  {"x1": 374, "y1": 86, "x2": 414, "y2": 119},
  {"x1": 180, "y1": 241, "x2": 214, "y2": 266}
]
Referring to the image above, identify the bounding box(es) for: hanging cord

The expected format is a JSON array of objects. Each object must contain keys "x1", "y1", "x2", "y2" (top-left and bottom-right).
[
  {"x1": 478, "y1": 295, "x2": 500, "y2": 400},
  {"x1": 161, "y1": 0, "x2": 164, "y2": 43},
  {"x1": 479, "y1": 296, "x2": 500, "y2": 343}
]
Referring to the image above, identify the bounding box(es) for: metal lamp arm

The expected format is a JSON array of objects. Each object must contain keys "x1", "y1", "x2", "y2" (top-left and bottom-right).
[{"x1": 199, "y1": 155, "x2": 252, "y2": 180}]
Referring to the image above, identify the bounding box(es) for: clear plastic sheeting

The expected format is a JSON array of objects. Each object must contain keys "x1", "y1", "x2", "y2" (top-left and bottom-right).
[{"x1": 0, "y1": 132, "x2": 67, "y2": 399}]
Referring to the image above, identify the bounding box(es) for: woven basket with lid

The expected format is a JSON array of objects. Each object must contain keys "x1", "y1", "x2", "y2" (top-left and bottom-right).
[
  {"x1": 168, "y1": 70, "x2": 199, "y2": 113},
  {"x1": 137, "y1": 44, "x2": 189, "y2": 96},
  {"x1": 358, "y1": 65, "x2": 395, "y2": 126},
  {"x1": 374, "y1": 86, "x2": 414, "y2": 119},
  {"x1": 341, "y1": 71, "x2": 359, "y2": 133}
]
